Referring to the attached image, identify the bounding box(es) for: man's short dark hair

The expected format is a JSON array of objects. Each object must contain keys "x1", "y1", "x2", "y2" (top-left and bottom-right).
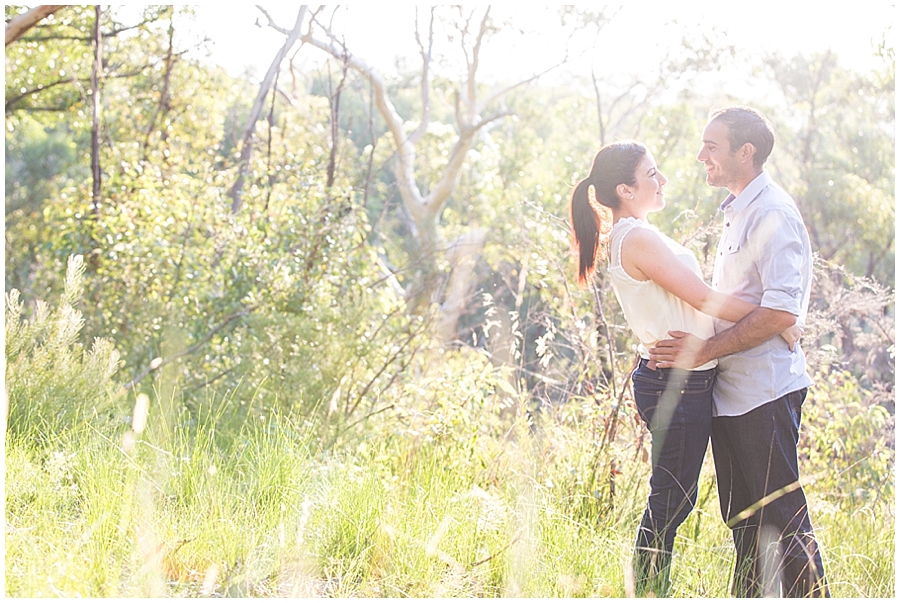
[{"x1": 709, "y1": 106, "x2": 775, "y2": 168}]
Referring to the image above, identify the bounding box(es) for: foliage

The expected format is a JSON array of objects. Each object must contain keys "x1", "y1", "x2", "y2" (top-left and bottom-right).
[
  {"x1": 800, "y1": 370, "x2": 894, "y2": 509},
  {"x1": 803, "y1": 259, "x2": 895, "y2": 392},
  {"x1": 759, "y1": 51, "x2": 895, "y2": 285},
  {"x1": 6, "y1": 7, "x2": 415, "y2": 425},
  {"x1": 5, "y1": 255, "x2": 121, "y2": 440},
  {"x1": 4, "y1": 114, "x2": 79, "y2": 215}
]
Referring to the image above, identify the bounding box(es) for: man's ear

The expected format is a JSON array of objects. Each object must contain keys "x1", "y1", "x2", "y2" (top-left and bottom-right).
[{"x1": 739, "y1": 142, "x2": 757, "y2": 164}]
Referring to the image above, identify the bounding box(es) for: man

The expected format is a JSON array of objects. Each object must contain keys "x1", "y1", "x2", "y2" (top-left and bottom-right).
[{"x1": 649, "y1": 106, "x2": 829, "y2": 597}]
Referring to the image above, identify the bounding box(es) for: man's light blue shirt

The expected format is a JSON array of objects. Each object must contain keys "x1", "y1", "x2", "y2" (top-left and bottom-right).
[{"x1": 711, "y1": 170, "x2": 814, "y2": 417}]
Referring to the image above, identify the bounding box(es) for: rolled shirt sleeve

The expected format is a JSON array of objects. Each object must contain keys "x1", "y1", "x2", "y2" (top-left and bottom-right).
[{"x1": 751, "y1": 209, "x2": 809, "y2": 317}]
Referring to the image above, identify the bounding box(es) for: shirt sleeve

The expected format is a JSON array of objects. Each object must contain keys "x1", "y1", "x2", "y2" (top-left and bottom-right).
[{"x1": 748, "y1": 209, "x2": 807, "y2": 316}]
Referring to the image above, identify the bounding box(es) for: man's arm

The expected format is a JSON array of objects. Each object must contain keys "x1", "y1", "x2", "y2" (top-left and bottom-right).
[{"x1": 648, "y1": 306, "x2": 796, "y2": 369}]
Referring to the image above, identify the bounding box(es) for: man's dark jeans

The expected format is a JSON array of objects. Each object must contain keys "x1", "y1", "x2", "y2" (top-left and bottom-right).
[
  {"x1": 631, "y1": 359, "x2": 715, "y2": 597},
  {"x1": 711, "y1": 388, "x2": 830, "y2": 597}
]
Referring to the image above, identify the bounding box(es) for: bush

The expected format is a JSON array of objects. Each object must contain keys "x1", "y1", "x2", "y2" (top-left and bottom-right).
[
  {"x1": 5, "y1": 255, "x2": 122, "y2": 441},
  {"x1": 800, "y1": 369, "x2": 894, "y2": 509}
]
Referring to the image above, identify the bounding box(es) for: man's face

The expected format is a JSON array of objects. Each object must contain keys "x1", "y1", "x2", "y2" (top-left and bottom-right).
[{"x1": 697, "y1": 119, "x2": 742, "y2": 191}]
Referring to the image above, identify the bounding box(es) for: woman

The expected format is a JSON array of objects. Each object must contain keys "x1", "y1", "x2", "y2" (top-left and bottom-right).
[{"x1": 569, "y1": 141, "x2": 796, "y2": 597}]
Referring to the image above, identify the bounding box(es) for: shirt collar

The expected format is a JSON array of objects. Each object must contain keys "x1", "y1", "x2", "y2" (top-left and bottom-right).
[{"x1": 719, "y1": 170, "x2": 772, "y2": 213}]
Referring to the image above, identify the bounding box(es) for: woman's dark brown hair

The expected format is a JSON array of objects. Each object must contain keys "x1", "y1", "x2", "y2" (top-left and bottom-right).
[{"x1": 570, "y1": 141, "x2": 647, "y2": 286}]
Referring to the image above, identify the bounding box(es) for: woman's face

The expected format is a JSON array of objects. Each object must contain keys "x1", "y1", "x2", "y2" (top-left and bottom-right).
[{"x1": 626, "y1": 152, "x2": 668, "y2": 214}]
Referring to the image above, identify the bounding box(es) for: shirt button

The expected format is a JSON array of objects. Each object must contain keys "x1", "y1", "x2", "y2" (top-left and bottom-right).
[{"x1": 726, "y1": 222, "x2": 730, "y2": 227}]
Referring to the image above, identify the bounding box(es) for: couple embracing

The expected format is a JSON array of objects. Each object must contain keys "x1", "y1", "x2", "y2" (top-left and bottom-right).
[{"x1": 570, "y1": 106, "x2": 829, "y2": 597}]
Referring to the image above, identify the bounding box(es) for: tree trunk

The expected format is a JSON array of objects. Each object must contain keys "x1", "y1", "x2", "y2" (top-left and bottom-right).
[
  {"x1": 5, "y1": 5, "x2": 65, "y2": 46},
  {"x1": 435, "y1": 228, "x2": 487, "y2": 344},
  {"x1": 230, "y1": 6, "x2": 307, "y2": 213},
  {"x1": 90, "y1": 5, "x2": 102, "y2": 218},
  {"x1": 293, "y1": 7, "x2": 563, "y2": 341}
]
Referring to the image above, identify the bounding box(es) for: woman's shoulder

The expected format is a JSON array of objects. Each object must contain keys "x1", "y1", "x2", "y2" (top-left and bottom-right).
[
  {"x1": 613, "y1": 218, "x2": 663, "y2": 246},
  {"x1": 611, "y1": 216, "x2": 645, "y2": 232}
]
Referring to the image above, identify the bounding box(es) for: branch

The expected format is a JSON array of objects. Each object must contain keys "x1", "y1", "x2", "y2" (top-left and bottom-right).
[
  {"x1": 230, "y1": 5, "x2": 308, "y2": 213},
  {"x1": 465, "y1": 8, "x2": 491, "y2": 122},
  {"x1": 408, "y1": 6, "x2": 434, "y2": 144},
  {"x1": 420, "y1": 127, "x2": 477, "y2": 218},
  {"x1": 140, "y1": 13, "x2": 177, "y2": 161},
  {"x1": 4, "y1": 76, "x2": 78, "y2": 109},
  {"x1": 18, "y1": 12, "x2": 174, "y2": 43},
  {"x1": 16, "y1": 33, "x2": 90, "y2": 42},
  {"x1": 325, "y1": 52, "x2": 350, "y2": 189},
  {"x1": 471, "y1": 110, "x2": 512, "y2": 132},
  {"x1": 5, "y1": 5, "x2": 65, "y2": 46},
  {"x1": 255, "y1": 5, "x2": 291, "y2": 35},
  {"x1": 479, "y1": 54, "x2": 568, "y2": 112},
  {"x1": 421, "y1": 109, "x2": 508, "y2": 218},
  {"x1": 301, "y1": 21, "x2": 425, "y2": 218},
  {"x1": 592, "y1": 279, "x2": 618, "y2": 398},
  {"x1": 90, "y1": 5, "x2": 102, "y2": 215},
  {"x1": 119, "y1": 304, "x2": 260, "y2": 393},
  {"x1": 5, "y1": 66, "x2": 151, "y2": 111}
]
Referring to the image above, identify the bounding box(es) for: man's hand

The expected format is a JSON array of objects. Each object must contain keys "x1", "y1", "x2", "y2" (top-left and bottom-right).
[
  {"x1": 648, "y1": 331, "x2": 709, "y2": 369},
  {"x1": 780, "y1": 324, "x2": 803, "y2": 351}
]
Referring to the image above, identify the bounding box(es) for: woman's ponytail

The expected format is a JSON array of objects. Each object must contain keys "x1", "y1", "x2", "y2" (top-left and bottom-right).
[
  {"x1": 570, "y1": 178, "x2": 603, "y2": 287},
  {"x1": 569, "y1": 140, "x2": 646, "y2": 287}
]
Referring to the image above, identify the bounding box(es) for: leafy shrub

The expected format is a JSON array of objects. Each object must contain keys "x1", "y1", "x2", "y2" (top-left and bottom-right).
[
  {"x1": 800, "y1": 369, "x2": 894, "y2": 509},
  {"x1": 5, "y1": 255, "x2": 122, "y2": 440}
]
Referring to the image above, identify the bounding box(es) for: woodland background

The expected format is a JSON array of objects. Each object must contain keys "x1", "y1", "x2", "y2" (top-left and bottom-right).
[{"x1": 3, "y1": 5, "x2": 895, "y2": 597}]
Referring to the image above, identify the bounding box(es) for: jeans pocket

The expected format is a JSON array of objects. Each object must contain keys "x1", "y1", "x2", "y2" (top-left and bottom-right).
[
  {"x1": 632, "y1": 374, "x2": 663, "y2": 426},
  {"x1": 680, "y1": 372, "x2": 715, "y2": 395}
]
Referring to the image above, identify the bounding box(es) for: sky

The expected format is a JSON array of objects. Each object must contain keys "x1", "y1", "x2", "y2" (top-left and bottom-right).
[{"x1": 191, "y1": 2, "x2": 895, "y2": 82}]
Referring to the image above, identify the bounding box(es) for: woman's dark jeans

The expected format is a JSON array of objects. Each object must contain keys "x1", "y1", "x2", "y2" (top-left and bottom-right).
[{"x1": 631, "y1": 358, "x2": 715, "y2": 597}]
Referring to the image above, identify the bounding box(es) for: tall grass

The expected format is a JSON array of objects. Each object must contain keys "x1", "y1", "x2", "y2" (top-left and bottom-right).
[
  {"x1": 5, "y1": 402, "x2": 894, "y2": 596},
  {"x1": 7, "y1": 399, "x2": 892, "y2": 597},
  {"x1": 4, "y1": 258, "x2": 895, "y2": 597}
]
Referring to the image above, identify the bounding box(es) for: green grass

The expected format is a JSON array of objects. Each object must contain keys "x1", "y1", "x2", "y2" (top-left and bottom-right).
[{"x1": 5, "y1": 392, "x2": 894, "y2": 597}]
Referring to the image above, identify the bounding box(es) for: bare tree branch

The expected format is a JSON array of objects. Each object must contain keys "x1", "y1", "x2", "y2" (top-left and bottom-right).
[
  {"x1": 409, "y1": 6, "x2": 435, "y2": 144},
  {"x1": 230, "y1": 5, "x2": 308, "y2": 213},
  {"x1": 140, "y1": 8, "x2": 176, "y2": 161},
  {"x1": 5, "y1": 5, "x2": 65, "y2": 46},
  {"x1": 264, "y1": 65, "x2": 281, "y2": 210},
  {"x1": 465, "y1": 7, "x2": 491, "y2": 122},
  {"x1": 16, "y1": 12, "x2": 189, "y2": 44},
  {"x1": 325, "y1": 52, "x2": 350, "y2": 189},
  {"x1": 5, "y1": 66, "x2": 151, "y2": 113},
  {"x1": 255, "y1": 5, "x2": 291, "y2": 35},
  {"x1": 479, "y1": 55, "x2": 568, "y2": 112},
  {"x1": 300, "y1": 20, "x2": 425, "y2": 219},
  {"x1": 90, "y1": 5, "x2": 102, "y2": 217}
]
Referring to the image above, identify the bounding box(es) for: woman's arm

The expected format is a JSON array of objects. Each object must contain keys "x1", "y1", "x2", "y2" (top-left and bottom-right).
[
  {"x1": 619, "y1": 227, "x2": 756, "y2": 323},
  {"x1": 621, "y1": 228, "x2": 800, "y2": 349}
]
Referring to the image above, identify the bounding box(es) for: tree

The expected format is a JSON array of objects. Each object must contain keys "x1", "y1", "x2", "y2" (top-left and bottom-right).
[
  {"x1": 259, "y1": 6, "x2": 569, "y2": 342},
  {"x1": 760, "y1": 51, "x2": 895, "y2": 286},
  {"x1": 228, "y1": 6, "x2": 308, "y2": 213}
]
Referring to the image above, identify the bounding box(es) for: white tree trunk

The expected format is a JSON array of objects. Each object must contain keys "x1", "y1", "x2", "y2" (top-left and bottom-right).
[
  {"x1": 435, "y1": 228, "x2": 487, "y2": 344},
  {"x1": 273, "y1": 7, "x2": 564, "y2": 341}
]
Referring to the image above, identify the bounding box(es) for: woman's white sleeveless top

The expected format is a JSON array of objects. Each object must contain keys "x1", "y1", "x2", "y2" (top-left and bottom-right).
[{"x1": 608, "y1": 217, "x2": 717, "y2": 370}]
